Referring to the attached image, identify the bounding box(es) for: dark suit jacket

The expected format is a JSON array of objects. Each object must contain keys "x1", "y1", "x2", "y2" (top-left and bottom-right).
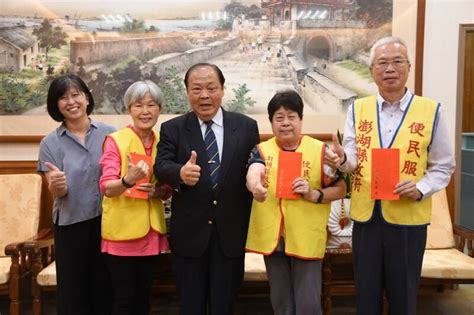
[{"x1": 154, "y1": 109, "x2": 260, "y2": 258}]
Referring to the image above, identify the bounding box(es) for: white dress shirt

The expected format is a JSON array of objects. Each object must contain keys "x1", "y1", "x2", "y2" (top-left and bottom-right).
[
  {"x1": 339, "y1": 89, "x2": 455, "y2": 199},
  {"x1": 198, "y1": 107, "x2": 223, "y2": 162}
]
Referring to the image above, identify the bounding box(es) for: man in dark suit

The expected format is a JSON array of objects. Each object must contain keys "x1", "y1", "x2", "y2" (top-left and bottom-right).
[{"x1": 154, "y1": 63, "x2": 260, "y2": 315}]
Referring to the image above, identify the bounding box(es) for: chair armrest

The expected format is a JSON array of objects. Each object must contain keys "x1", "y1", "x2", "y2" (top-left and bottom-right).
[
  {"x1": 453, "y1": 224, "x2": 474, "y2": 257},
  {"x1": 4, "y1": 242, "x2": 24, "y2": 256},
  {"x1": 3, "y1": 228, "x2": 54, "y2": 258},
  {"x1": 23, "y1": 228, "x2": 54, "y2": 253},
  {"x1": 24, "y1": 228, "x2": 55, "y2": 274}
]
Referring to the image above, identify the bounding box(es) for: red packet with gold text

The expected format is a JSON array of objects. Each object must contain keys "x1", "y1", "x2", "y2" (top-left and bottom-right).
[
  {"x1": 275, "y1": 151, "x2": 302, "y2": 199},
  {"x1": 124, "y1": 153, "x2": 152, "y2": 200},
  {"x1": 371, "y1": 148, "x2": 400, "y2": 200}
]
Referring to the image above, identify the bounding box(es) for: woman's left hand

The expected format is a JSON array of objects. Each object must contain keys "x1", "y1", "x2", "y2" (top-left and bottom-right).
[
  {"x1": 292, "y1": 177, "x2": 313, "y2": 201},
  {"x1": 136, "y1": 182, "x2": 155, "y2": 198}
]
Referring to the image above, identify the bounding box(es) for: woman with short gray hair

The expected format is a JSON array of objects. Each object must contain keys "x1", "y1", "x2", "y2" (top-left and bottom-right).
[{"x1": 99, "y1": 80, "x2": 170, "y2": 315}]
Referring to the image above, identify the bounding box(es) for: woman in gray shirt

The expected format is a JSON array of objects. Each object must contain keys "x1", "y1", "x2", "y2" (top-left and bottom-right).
[{"x1": 38, "y1": 74, "x2": 115, "y2": 315}]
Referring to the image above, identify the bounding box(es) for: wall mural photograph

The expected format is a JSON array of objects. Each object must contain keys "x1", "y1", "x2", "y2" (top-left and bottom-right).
[{"x1": 0, "y1": 0, "x2": 392, "y2": 117}]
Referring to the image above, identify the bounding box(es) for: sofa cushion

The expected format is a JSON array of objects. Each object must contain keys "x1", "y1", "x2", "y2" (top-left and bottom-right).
[
  {"x1": 421, "y1": 248, "x2": 474, "y2": 279},
  {"x1": 244, "y1": 253, "x2": 267, "y2": 281},
  {"x1": 37, "y1": 261, "x2": 57, "y2": 287},
  {"x1": 0, "y1": 256, "x2": 11, "y2": 284},
  {"x1": 425, "y1": 190, "x2": 456, "y2": 250}
]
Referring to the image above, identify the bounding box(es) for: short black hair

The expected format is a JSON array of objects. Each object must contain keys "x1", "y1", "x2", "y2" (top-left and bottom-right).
[
  {"x1": 47, "y1": 74, "x2": 95, "y2": 122},
  {"x1": 183, "y1": 63, "x2": 225, "y2": 90},
  {"x1": 267, "y1": 90, "x2": 304, "y2": 122}
]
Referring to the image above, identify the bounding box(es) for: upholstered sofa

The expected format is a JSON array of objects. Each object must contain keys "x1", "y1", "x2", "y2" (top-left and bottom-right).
[
  {"x1": 421, "y1": 189, "x2": 474, "y2": 286},
  {"x1": 25, "y1": 186, "x2": 473, "y2": 315}
]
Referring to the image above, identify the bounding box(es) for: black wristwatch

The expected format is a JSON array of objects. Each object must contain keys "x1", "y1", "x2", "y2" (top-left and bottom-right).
[
  {"x1": 315, "y1": 189, "x2": 324, "y2": 203},
  {"x1": 416, "y1": 189, "x2": 424, "y2": 201},
  {"x1": 121, "y1": 176, "x2": 135, "y2": 188},
  {"x1": 340, "y1": 153, "x2": 347, "y2": 165}
]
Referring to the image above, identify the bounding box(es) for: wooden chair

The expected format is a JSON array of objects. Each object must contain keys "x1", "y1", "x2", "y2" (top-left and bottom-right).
[
  {"x1": 0, "y1": 174, "x2": 43, "y2": 315},
  {"x1": 24, "y1": 223, "x2": 55, "y2": 315}
]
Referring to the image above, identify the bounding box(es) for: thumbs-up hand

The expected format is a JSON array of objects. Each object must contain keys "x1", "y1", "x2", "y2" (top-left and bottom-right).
[
  {"x1": 253, "y1": 170, "x2": 268, "y2": 202},
  {"x1": 180, "y1": 150, "x2": 201, "y2": 186},
  {"x1": 246, "y1": 163, "x2": 268, "y2": 202},
  {"x1": 125, "y1": 155, "x2": 149, "y2": 185},
  {"x1": 325, "y1": 134, "x2": 345, "y2": 169},
  {"x1": 45, "y1": 162, "x2": 68, "y2": 196}
]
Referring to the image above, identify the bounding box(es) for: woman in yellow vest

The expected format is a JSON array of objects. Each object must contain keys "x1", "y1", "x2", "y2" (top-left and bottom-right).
[
  {"x1": 246, "y1": 90, "x2": 346, "y2": 314},
  {"x1": 99, "y1": 80, "x2": 170, "y2": 315}
]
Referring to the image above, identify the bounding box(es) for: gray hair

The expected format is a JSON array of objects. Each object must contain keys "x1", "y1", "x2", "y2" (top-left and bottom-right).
[
  {"x1": 368, "y1": 36, "x2": 412, "y2": 66},
  {"x1": 124, "y1": 80, "x2": 164, "y2": 109}
]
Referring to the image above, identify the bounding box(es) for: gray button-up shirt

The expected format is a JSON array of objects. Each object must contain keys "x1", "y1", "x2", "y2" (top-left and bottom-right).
[{"x1": 38, "y1": 120, "x2": 116, "y2": 225}]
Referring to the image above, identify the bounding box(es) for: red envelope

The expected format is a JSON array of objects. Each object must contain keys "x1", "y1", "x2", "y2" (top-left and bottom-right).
[
  {"x1": 124, "y1": 153, "x2": 152, "y2": 200},
  {"x1": 371, "y1": 148, "x2": 400, "y2": 200},
  {"x1": 275, "y1": 151, "x2": 302, "y2": 200}
]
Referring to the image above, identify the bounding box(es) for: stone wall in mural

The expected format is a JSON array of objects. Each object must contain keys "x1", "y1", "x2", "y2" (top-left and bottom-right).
[{"x1": 0, "y1": 0, "x2": 392, "y2": 116}]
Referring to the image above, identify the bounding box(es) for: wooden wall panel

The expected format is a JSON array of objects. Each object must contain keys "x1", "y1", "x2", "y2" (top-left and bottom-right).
[{"x1": 462, "y1": 30, "x2": 474, "y2": 132}]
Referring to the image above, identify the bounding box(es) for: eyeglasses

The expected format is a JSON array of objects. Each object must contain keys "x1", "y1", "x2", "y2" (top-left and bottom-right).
[{"x1": 373, "y1": 59, "x2": 409, "y2": 70}]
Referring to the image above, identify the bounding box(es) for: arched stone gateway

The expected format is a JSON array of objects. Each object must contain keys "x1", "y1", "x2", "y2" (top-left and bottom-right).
[{"x1": 306, "y1": 34, "x2": 334, "y2": 61}]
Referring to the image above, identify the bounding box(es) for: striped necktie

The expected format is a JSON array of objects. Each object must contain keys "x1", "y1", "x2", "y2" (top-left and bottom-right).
[{"x1": 204, "y1": 121, "x2": 220, "y2": 189}]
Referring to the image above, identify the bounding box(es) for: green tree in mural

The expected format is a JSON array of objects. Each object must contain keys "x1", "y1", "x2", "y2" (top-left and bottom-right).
[
  {"x1": 224, "y1": 2, "x2": 265, "y2": 20},
  {"x1": 356, "y1": 0, "x2": 392, "y2": 28},
  {"x1": 120, "y1": 19, "x2": 146, "y2": 33},
  {"x1": 32, "y1": 19, "x2": 68, "y2": 59},
  {"x1": 0, "y1": 75, "x2": 28, "y2": 113},
  {"x1": 215, "y1": 19, "x2": 232, "y2": 31},
  {"x1": 225, "y1": 83, "x2": 255, "y2": 113},
  {"x1": 217, "y1": 3, "x2": 265, "y2": 30},
  {"x1": 87, "y1": 71, "x2": 109, "y2": 112},
  {"x1": 246, "y1": 5, "x2": 265, "y2": 19},
  {"x1": 105, "y1": 60, "x2": 142, "y2": 113},
  {"x1": 224, "y1": 2, "x2": 247, "y2": 20},
  {"x1": 27, "y1": 89, "x2": 47, "y2": 107},
  {"x1": 159, "y1": 66, "x2": 189, "y2": 114},
  {"x1": 75, "y1": 57, "x2": 88, "y2": 80}
]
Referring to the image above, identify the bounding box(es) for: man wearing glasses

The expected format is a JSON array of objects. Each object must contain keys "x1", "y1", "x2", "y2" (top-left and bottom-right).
[{"x1": 327, "y1": 37, "x2": 455, "y2": 314}]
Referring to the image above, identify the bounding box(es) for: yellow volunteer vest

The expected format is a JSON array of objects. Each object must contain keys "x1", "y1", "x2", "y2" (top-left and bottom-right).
[
  {"x1": 351, "y1": 95, "x2": 439, "y2": 225},
  {"x1": 246, "y1": 136, "x2": 331, "y2": 259},
  {"x1": 102, "y1": 127, "x2": 167, "y2": 241}
]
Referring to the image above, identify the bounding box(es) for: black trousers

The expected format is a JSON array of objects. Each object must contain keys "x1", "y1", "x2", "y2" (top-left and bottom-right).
[
  {"x1": 105, "y1": 254, "x2": 157, "y2": 315},
  {"x1": 54, "y1": 216, "x2": 111, "y2": 315},
  {"x1": 352, "y1": 201, "x2": 427, "y2": 315},
  {"x1": 172, "y1": 225, "x2": 245, "y2": 315}
]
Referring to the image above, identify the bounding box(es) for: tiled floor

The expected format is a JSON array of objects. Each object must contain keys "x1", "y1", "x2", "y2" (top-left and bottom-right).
[{"x1": 1, "y1": 285, "x2": 473, "y2": 315}]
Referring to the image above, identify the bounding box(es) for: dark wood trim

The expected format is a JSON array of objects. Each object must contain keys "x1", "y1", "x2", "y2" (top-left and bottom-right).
[
  {"x1": 0, "y1": 160, "x2": 38, "y2": 171},
  {"x1": 261, "y1": 133, "x2": 333, "y2": 141},
  {"x1": 415, "y1": 0, "x2": 426, "y2": 95},
  {"x1": 0, "y1": 134, "x2": 333, "y2": 144},
  {"x1": 455, "y1": 24, "x2": 474, "y2": 223},
  {"x1": 0, "y1": 135, "x2": 45, "y2": 143}
]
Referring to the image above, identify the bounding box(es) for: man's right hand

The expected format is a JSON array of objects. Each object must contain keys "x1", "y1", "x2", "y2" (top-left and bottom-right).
[
  {"x1": 325, "y1": 133, "x2": 345, "y2": 169},
  {"x1": 180, "y1": 150, "x2": 201, "y2": 186}
]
